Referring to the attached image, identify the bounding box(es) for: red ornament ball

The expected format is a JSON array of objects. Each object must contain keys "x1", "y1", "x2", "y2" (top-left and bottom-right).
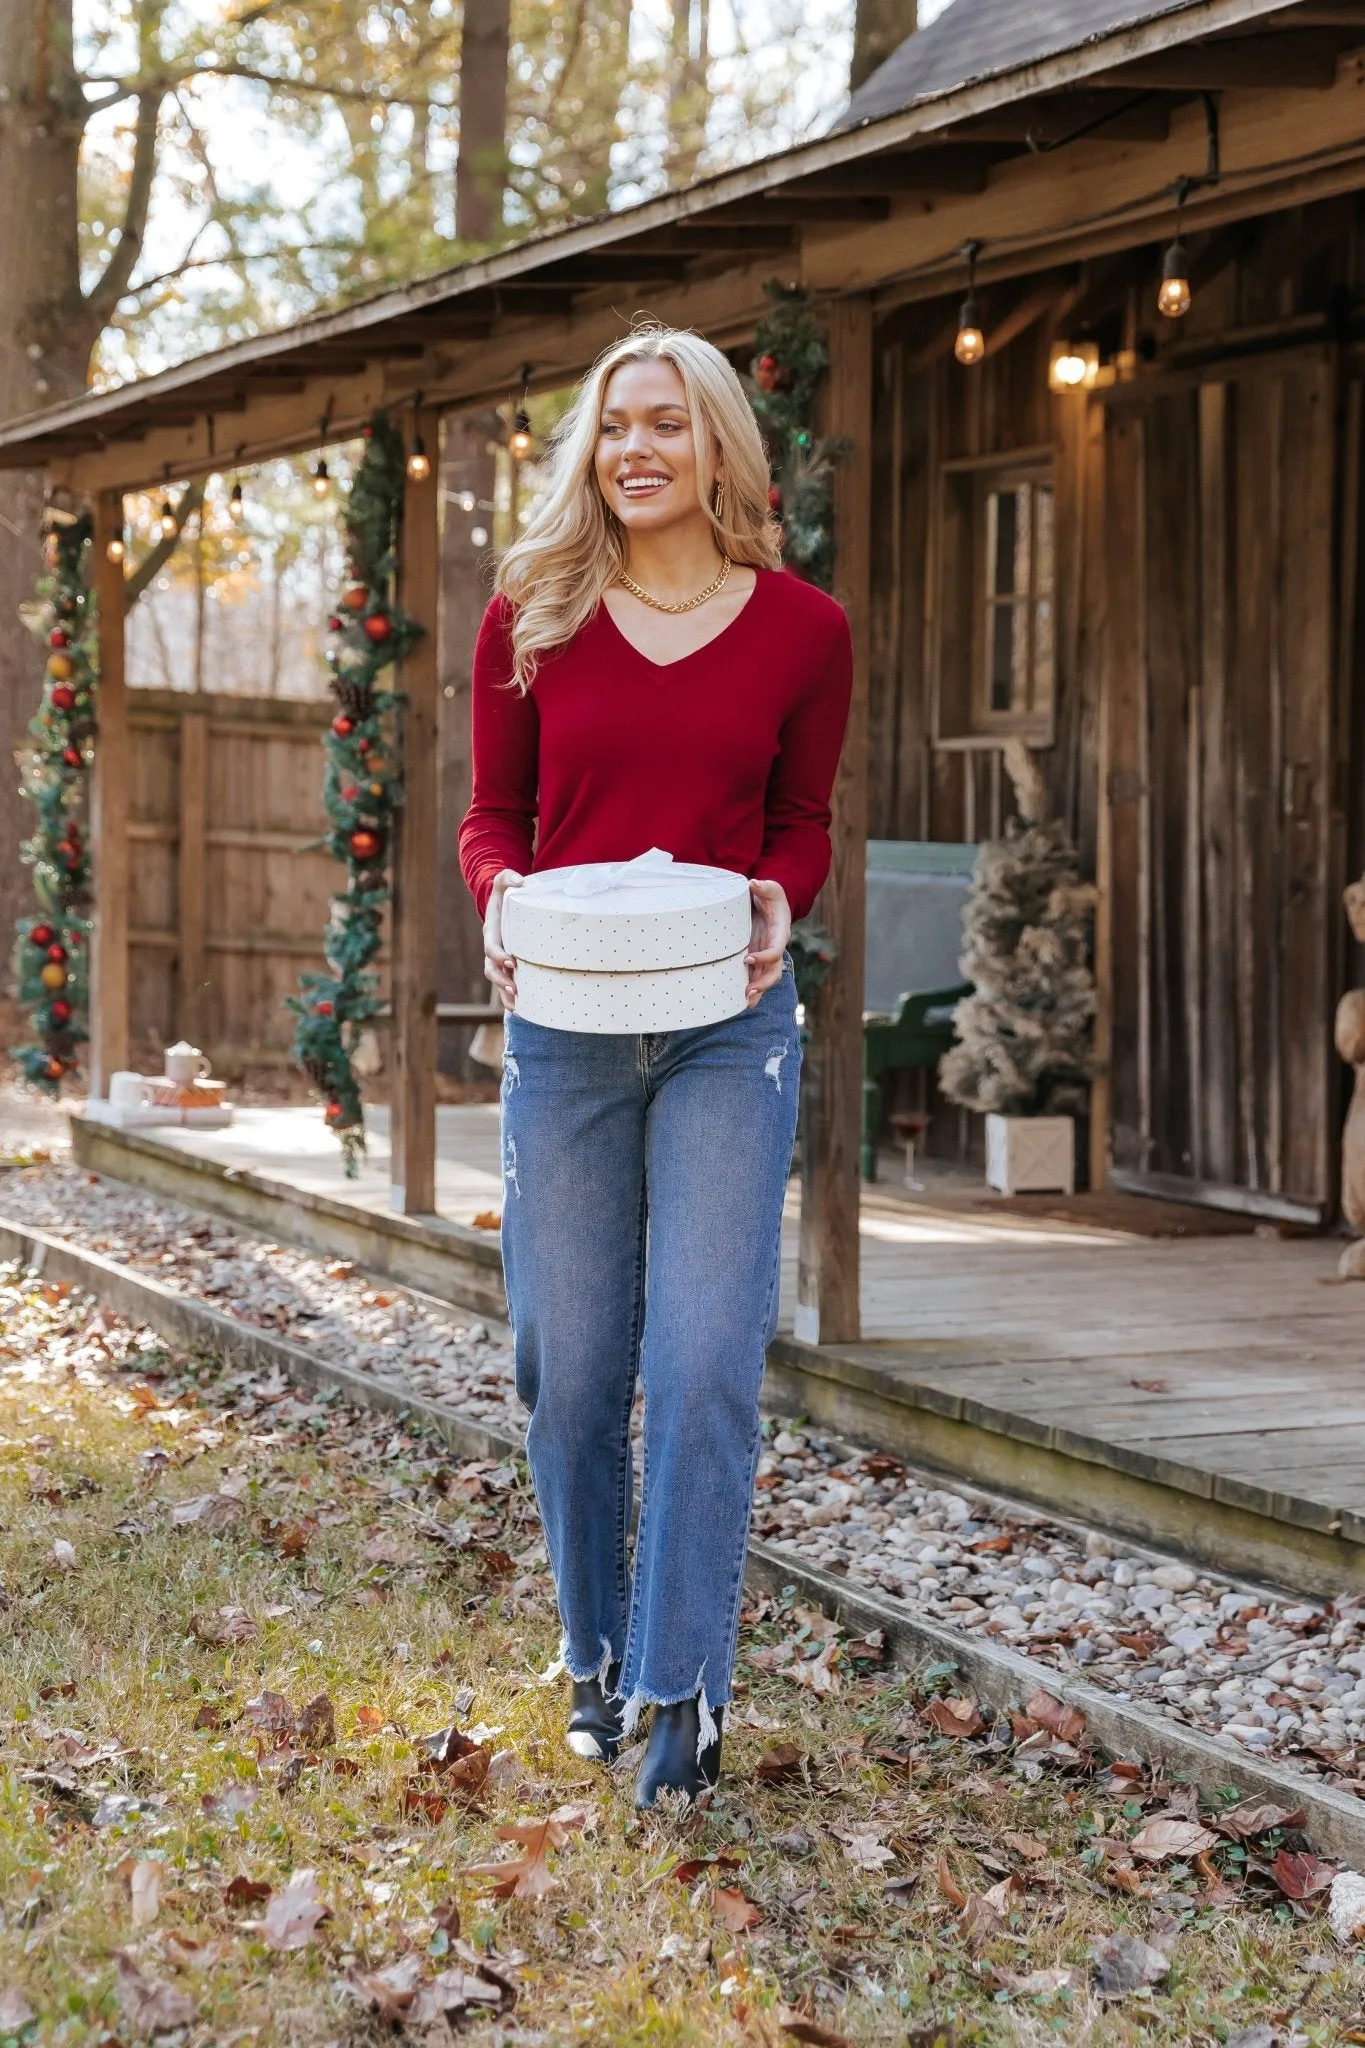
[
  {"x1": 50, "y1": 685, "x2": 76, "y2": 712},
  {"x1": 756, "y1": 353, "x2": 781, "y2": 391},
  {"x1": 362, "y1": 613, "x2": 392, "y2": 644},
  {"x1": 342, "y1": 585, "x2": 368, "y2": 613},
  {"x1": 30, "y1": 924, "x2": 54, "y2": 949},
  {"x1": 324, "y1": 1099, "x2": 345, "y2": 1125},
  {"x1": 357, "y1": 737, "x2": 371, "y2": 754},
  {"x1": 331, "y1": 714, "x2": 354, "y2": 738},
  {"x1": 341, "y1": 783, "x2": 359, "y2": 801},
  {"x1": 348, "y1": 827, "x2": 383, "y2": 862},
  {"x1": 62, "y1": 745, "x2": 82, "y2": 768},
  {"x1": 44, "y1": 1057, "x2": 65, "y2": 1082},
  {"x1": 46, "y1": 943, "x2": 67, "y2": 964},
  {"x1": 49, "y1": 999, "x2": 72, "y2": 1026},
  {"x1": 316, "y1": 999, "x2": 334, "y2": 1017},
  {"x1": 48, "y1": 628, "x2": 69, "y2": 649},
  {"x1": 327, "y1": 615, "x2": 342, "y2": 633},
  {"x1": 767, "y1": 484, "x2": 783, "y2": 512}
]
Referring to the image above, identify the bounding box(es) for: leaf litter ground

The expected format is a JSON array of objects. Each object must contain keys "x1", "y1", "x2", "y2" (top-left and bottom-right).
[{"x1": 0, "y1": 1267, "x2": 1362, "y2": 2046}]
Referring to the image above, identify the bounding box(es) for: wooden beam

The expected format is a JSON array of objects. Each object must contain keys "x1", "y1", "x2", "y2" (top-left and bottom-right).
[
  {"x1": 708, "y1": 197, "x2": 892, "y2": 224},
  {"x1": 177, "y1": 708, "x2": 209, "y2": 1047},
  {"x1": 89, "y1": 493, "x2": 130, "y2": 1096},
  {"x1": 956, "y1": 92, "x2": 1172, "y2": 144},
  {"x1": 796, "y1": 295, "x2": 872, "y2": 1348},
  {"x1": 389, "y1": 406, "x2": 441, "y2": 1215},
  {"x1": 795, "y1": 151, "x2": 993, "y2": 196},
  {"x1": 1090, "y1": 32, "x2": 1341, "y2": 88}
]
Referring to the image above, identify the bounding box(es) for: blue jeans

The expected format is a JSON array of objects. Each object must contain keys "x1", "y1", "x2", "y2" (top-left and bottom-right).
[{"x1": 499, "y1": 960, "x2": 800, "y2": 1747}]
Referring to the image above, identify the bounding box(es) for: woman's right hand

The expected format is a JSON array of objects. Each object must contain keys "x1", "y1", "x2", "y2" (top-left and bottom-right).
[{"x1": 483, "y1": 869, "x2": 524, "y2": 1009}]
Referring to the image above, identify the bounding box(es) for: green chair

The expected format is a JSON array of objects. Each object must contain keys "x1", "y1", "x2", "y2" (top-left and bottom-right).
[{"x1": 860, "y1": 840, "x2": 977, "y2": 1183}]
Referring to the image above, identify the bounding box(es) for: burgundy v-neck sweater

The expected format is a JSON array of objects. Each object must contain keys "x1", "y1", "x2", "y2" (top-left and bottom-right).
[{"x1": 458, "y1": 570, "x2": 853, "y2": 923}]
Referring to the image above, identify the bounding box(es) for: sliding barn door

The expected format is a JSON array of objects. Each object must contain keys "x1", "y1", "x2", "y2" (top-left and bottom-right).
[{"x1": 1102, "y1": 354, "x2": 1344, "y2": 1222}]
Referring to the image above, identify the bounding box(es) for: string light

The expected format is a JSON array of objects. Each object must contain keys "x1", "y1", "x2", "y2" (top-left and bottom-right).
[
  {"x1": 954, "y1": 240, "x2": 985, "y2": 367},
  {"x1": 105, "y1": 531, "x2": 126, "y2": 563},
  {"x1": 311, "y1": 456, "x2": 331, "y2": 499},
  {"x1": 1157, "y1": 103, "x2": 1220, "y2": 321},
  {"x1": 508, "y1": 362, "x2": 535, "y2": 460},
  {"x1": 406, "y1": 435, "x2": 431, "y2": 483},
  {"x1": 158, "y1": 496, "x2": 177, "y2": 539},
  {"x1": 1159, "y1": 231, "x2": 1192, "y2": 320},
  {"x1": 1048, "y1": 340, "x2": 1100, "y2": 392},
  {"x1": 455, "y1": 489, "x2": 476, "y2": 513},
  {"x1": 228, "y1": 479, "x2": 245, "y2": 524}
]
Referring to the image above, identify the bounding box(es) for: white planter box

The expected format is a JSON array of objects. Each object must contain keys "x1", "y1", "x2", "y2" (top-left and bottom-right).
[
  {"x1": 985, "y1": 1113, "x2": 1075, "y2": 1195},
  {"x1": 502, "y1": 848, "x2": 751, "y2": 1034}
]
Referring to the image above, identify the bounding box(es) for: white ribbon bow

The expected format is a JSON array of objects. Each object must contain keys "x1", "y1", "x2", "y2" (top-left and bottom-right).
[{"x1": 532, "y1": 847, "x2": 676, "y2": 900}]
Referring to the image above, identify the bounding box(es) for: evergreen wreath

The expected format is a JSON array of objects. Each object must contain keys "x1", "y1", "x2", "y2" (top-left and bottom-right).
[
  {"x1": 288, "y1": 414, "x2": 424, "y2": 1175},
  {"x1": 12, "y1": 512, "x2": 97, "y2": 1092},
  {"x1": 748, "y1": 281, "x2": 851, "y2": 594}
]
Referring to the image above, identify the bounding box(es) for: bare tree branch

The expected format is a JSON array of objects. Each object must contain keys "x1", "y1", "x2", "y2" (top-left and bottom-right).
[
  {"x1": 124, "y1": 482, "x2": 205, "y2": 610},
  {"x1": 84, "y1": 88, "x2": 163, "y2": 322}
]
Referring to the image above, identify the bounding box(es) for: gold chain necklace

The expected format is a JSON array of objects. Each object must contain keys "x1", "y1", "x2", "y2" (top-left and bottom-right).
[{"x1": 617, "y1": 555, "x2": 731, "y2": 614}]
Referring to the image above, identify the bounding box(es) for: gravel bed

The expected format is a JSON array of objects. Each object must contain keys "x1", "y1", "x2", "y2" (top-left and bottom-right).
[{"x1": 4, "y1": 1161, "x2": 1365, "y2": 1794}]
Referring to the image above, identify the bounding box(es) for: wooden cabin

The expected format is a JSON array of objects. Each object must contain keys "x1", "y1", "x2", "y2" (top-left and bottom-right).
[{"x1": 3, "y1": 0, "x2": 1365, "y2": 1341}]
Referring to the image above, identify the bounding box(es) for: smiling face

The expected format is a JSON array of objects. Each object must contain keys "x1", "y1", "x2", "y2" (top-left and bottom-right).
[{"x1": 594, "y1": 357, "x2": 715, "y2": 539}]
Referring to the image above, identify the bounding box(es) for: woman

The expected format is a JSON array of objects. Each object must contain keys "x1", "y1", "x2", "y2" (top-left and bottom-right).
[{"x1": 458, "y1": 325, "x2": 852, "y2": 1807}]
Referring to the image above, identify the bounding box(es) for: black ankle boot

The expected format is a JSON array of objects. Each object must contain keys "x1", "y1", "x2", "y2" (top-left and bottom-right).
[
  {"x1": 634, "y1": 1696, "x2": 724, "y2": 1808},
  {"x1": 566, "y1": 1662, "x2": 623, "y2": 1762}
]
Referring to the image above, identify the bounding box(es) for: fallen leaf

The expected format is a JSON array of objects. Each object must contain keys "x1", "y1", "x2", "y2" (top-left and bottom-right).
[
  {"x1": 38, "y1": 1678, "x2": 76, "y2": 1700},
  {"x1": 936, "y1": 1853, "x2": 967, "y2": 1908},
  {"x1": 355, "y1": 1703, "x2": 384, "y2": 1730},
  {"x1": 777, "y1": 2014, "x2": 852, "y2": 2047},
  {"x1": 224, "y1": 1874, "x2": 272, "y2": 1907},
  {"x1": 262, "y1": 1869, "x2": 330, "y2": 1950},
  {"x1": 0, "y1": 1989, "x2": 34, "y2": 2029},
  {"x1": 838, "y1": 1826, "x2": 896, "y2": 1872},
  {"x1": 712, "y1": 1885, "x2": 762, "y2": 1933},
  {"x1": 786, "y1": 1638, "x2": 842, "y2": 1695},
  {"x1": 457, "y1": 1814, "x2": 581, "y2": 1899},
  {"x1": 192, "y1": 1704, "x2": 222, "y2": 1731},
  {"x1": 755, "y1": 1741, "x2": 803, "y2": 1783},
  {"x1": 403, "y1": 1788, "x2": 451, "y2": 1824},
  {"x1": 990, "y1": 1965, "x2": 1078, "y2": 1997},
  {"x1": 296, "y1": 1694, "x2": 335, "y2": 1748},
  {"x1": 278, "y1": 1518, "x2": 318, "y2": 1557},
  {"x1": 926, "y1": 1696, "x2": 983, "y2": 1739},
  {"x1": 1272, "y1": 1847, "x2": 1336, "y2": 1900},
  {"x1": 1130, "y1": 1377, "x2": 1169, "y2": 1393},
  {"x1": 113, "y1": 1951, "x2": 199, "y2": 2033},
  {"x1": 171, "y1": 1492, "x2": 244, "y2": 1532},
  {"x1": 190, "y1": 1607, "x2": 257, "y2": 1647},
  {"x1": 409, "y1": 1963, "x2": 508, "y2": 2024},
  {"x1": 668, "y1": 1854, "x2": 743, "y2": 1884},
  {"x1": 1130, "y1": 1816, "x2": 1219, "y2": 1863},
  {"x1": 471, "y1": 1210, "x2": 502, "y2": 1230},
  {"x1": 129, "y1": 1859, "x2": 161, "y2": 1927},
  {"x1": 845, "y1": 1629, "x2": 886, "y2": 1664},
  {"x1": 1219, "y1": 1798, "x2": 1307, "y2": 1840},
  {"x1": 1093, "y1": 1930, "x2": 1170, "y2": 1995},
  {"x1": 1023, "y1": 1688, "x2": 1086, "y2": 1744},
  {"x1": 203, "y1": 1783, "x2": 257, "y2": 1821},
  {"x1": 364, "y1": 1532, "x2": 420, "y2": 1566},
  {"x1": 959, "y1": 1893, "x2": 1004, "y2": 1944},
  {"x1": 1003, "y1": 1831, "x2": 1048, "y2": 1862},
  {"x1": 244, "y1": 1690, "x2": 296, "y2": 1740},
  {"x1": 350, "y1": 1954, "x2": 425, "y2": 2021},
  {"x1": 982, "y1": 1875, "x2": 1020, "y2": 1915},
  {"x1": 159, "y1": 1933, "x2": 228, "y2": 1970}
]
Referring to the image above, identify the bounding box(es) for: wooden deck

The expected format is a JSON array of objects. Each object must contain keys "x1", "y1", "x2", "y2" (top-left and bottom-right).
[{"x1": 61, "y1": 1105, "x2": 1365, "y2": 1596}]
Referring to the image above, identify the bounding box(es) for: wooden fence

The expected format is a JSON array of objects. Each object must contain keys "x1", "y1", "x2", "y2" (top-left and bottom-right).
[{"x1": 126, "y1": 690, "x2": 352, "y2": 1071}]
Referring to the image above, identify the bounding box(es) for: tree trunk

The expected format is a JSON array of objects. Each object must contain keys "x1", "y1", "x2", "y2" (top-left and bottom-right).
[
  {"x1": 437, "y1": 409, "x2": 500, "y2": 1077},
  {"x1": 668, "y1": 0, "x2": 709, "y2": 186},
  {"x1": 455, "y1": 0, "x2": 511, "y2": 242},
  {"x1": 850, "y1": 0, "x2": 916, "y2": 94},
  {"x1": 0, "y1": 0, "x2": 94, "y2": 957}
]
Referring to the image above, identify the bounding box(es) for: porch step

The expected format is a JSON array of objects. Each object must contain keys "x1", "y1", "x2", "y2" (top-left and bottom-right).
[{"x1": 69, "y1": 1112, "x2": 1365, "y2": 1598}]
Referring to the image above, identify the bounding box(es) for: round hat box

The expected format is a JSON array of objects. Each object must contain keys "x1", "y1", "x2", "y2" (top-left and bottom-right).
[{"x1": 503, "y1": 848, "x2": 752, "y2": 1033}]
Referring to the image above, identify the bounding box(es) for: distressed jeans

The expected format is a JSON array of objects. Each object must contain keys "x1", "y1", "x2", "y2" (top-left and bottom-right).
[{"x1": 499, "y1": 959, "x2": 800, "y2": 1746}]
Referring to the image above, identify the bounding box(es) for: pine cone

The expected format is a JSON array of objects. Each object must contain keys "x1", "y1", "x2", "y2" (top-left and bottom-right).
[{"x1": 331, "y1": 678, "x2": 375, "y2": 720}]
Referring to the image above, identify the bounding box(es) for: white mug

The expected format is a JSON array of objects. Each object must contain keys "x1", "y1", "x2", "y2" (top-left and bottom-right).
[
  {"x1": 164, "y1": 1041, "x2": 211, "y2": 1085},
  {"x1": 109, "y1": 1071, "x2": 154, "y2": 1111}
]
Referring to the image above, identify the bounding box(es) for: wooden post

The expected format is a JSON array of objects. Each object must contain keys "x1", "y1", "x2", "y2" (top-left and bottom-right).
[
  {"x1": 796, "y1": 295, "x2": 873, "y2": 1346},
  {"x1": 89, "y1": 492, "x2": 130, "y2": 1097},
  {"x1": 390, "y1": 408, "x2": 441, "y2": 1214},
  {"x1": 177, "y1": 707, "x2": 209, "y2": 1047}
]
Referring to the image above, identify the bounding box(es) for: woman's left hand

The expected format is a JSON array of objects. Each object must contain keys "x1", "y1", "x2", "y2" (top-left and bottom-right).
[{"x1": 746, "y1": 879, "x2": 791, "y2": 1005}]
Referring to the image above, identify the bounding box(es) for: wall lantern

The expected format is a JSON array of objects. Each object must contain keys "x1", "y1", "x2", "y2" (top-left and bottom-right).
[{"x1": 1048, "y1": 340, "x2": 1101, "y2": 392}]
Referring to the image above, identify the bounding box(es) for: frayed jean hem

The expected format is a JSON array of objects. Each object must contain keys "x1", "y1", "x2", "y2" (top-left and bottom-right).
[{"x1": 616, "y1": 1663, "x2": 720, "y2": 1763}]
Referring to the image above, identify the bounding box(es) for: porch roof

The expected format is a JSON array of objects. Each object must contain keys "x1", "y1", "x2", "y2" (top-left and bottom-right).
[{"x1": 2, "y1": 0, "x2": 1359, "y2": 488}]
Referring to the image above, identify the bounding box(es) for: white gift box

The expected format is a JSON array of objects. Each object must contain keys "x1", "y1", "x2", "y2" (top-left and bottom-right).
[
  {"x1": 985, "y1": 1113, "x2": 1076, "y2": 1195},
  {"x1": 503, "y1": 848, "x2": 752, "y2": 1033}
]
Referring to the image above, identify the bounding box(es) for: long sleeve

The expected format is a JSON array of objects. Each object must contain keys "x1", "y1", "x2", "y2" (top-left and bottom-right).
[
  {"x1": 757, "y1": 605, "x2": 853, "y2": 921},
  {"x1": 458, "y1": 596, "x2": 539, "y2": 919}
]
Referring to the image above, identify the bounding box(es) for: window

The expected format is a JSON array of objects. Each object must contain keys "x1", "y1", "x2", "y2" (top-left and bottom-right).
[{"x1": 935, "y1": 453, "x2": 1056, "y2": 746}]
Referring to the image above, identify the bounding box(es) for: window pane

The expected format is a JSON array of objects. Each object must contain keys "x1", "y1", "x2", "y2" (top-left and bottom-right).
[
  {"x1": 1033, "y1": 598, "x2": 1054, "y2": 709},
  {"x1": 988, "y1": 487, "x2": 1027, "y2": 598},
  {"x1": 1034, "y1": 483, "x2": 1054, "y2": 593},
  {"x1": 989, "y1": 601, "x2": 1019, "y2": 712}
]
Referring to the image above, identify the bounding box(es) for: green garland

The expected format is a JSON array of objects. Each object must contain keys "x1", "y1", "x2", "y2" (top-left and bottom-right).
[
  {"x1": 12, "y1": 513, "x2": 97, "y2": 1091},
  {"x1": 748, "y1": 282, "x2": 850, "y2": 594},
  {"x1": 288, "y1": 415, "x2": 424, "y2": 1175}
]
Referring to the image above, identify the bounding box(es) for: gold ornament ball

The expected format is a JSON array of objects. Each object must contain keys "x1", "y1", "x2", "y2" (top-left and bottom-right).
[
  {"x1": 40, "y1": 962, "x2": 67, "y2": 990},
  {"x1": 46, "y1": 653, "x2": 73, "y2": 682},
  {"x1": 369, "y1": 781, "x2": 384, "y2": 797}
]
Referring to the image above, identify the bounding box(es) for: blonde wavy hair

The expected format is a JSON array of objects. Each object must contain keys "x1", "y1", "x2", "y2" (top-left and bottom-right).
[{"x1": 495, "y1": 324, "x2": 782, "y2": 690}]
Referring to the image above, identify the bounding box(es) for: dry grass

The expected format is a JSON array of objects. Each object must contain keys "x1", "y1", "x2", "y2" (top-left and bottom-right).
[{"x1": 0, "y1": 1266, "x2": 1359, "y2": 2048}]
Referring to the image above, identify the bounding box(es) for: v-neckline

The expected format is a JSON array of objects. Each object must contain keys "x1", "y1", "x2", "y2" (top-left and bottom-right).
[{"x1": 600, "y1": 572, "x2": 762, "y2": 671}]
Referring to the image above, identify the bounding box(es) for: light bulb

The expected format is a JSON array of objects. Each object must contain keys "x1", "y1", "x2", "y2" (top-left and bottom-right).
[
  {"x1": 311, "y1": 458, "x2": 331, "y2": 498},
  {"x1": 456, "y1": 489, "x2": 476, "y2": 512},
  {"x1": 955, "y1": 295, "x2": 985, "y2": 366},
  {"x1": 1159, "y1": 240, "x2": 1191, "y2": 319},
  {"x1": 1048, "y1": 340, "x2": 1100, "y2": 393},
  {"x1": 470, "y1": 525, "x2": 489, "y2": 547},
  {"x1": 158, "y1": 497, "x2": 176, "y2": 538},
  {"x1": 1056, "y1": 353, "x2": 1087, "y2": 386},
  {"x1": 105, "y1": 534, "x2": 126, "y2": 563},
  {"x1": 508, "y1": 409, "x2": 535, "y2": 461},
  {"x1": 228, "y1": 480, "x2": 245, "y2": 524},
  {"x1": 406, "y1": 438, "x2": 431, "y2": 482}
]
